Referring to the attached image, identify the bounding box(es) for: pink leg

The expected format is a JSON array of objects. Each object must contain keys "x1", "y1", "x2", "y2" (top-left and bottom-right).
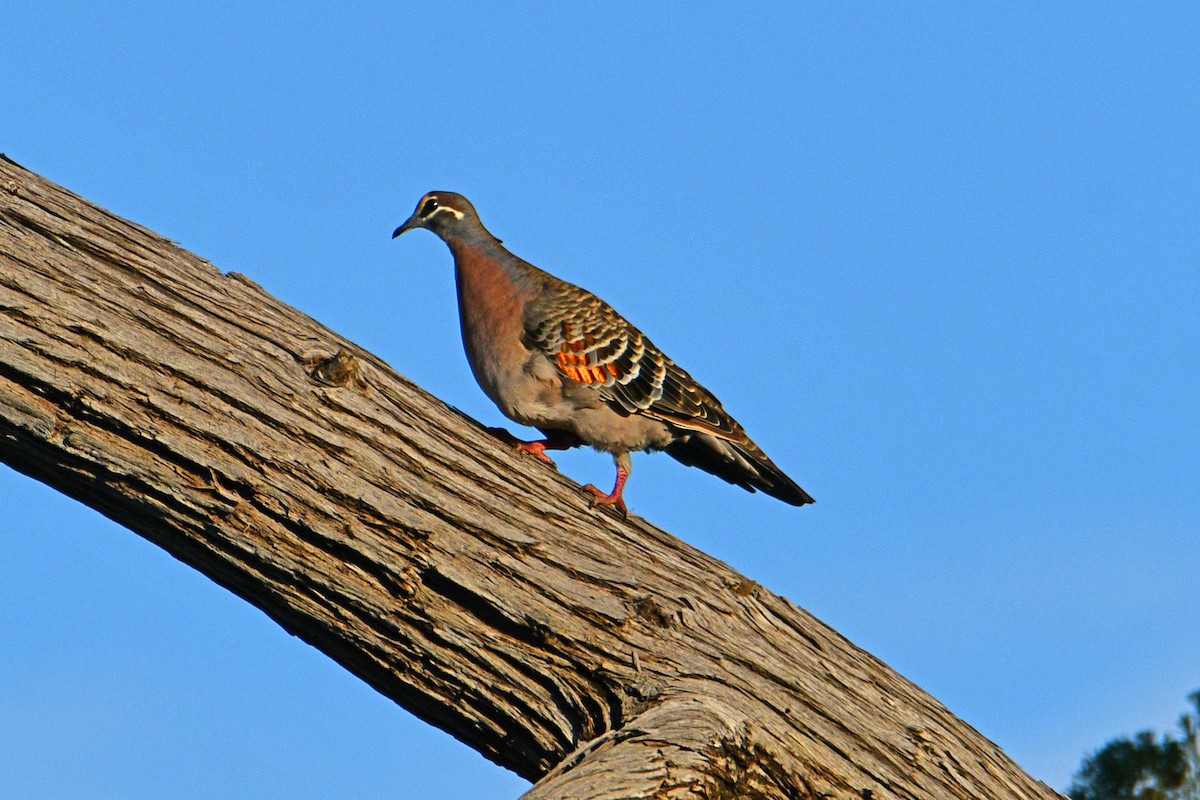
[{"x1": 583, "y1": 452, "x2": 631, "y2": 517}]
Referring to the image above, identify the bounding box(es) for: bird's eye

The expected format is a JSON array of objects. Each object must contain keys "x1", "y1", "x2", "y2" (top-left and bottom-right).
[{"x1": 419, "y1": 198, "x2": 439, "y2": 217}]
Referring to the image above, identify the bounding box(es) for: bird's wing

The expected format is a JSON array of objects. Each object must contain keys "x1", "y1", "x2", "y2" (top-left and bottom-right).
[
  {"x1": 524, "y1": 273, "x2": 814, "y2": 506},
  {"x1": 523, "y1": 278, "x2": 744, "y2": 441}
]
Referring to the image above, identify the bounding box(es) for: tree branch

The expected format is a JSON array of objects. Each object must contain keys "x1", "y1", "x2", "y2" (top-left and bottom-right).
[{"x1": 0, "y1": 155, "x2": 1063, "y2": 799}]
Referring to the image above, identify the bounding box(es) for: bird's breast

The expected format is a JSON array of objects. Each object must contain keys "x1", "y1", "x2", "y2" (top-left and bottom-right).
[{"x1": 450, "y1": 243, "x2": 557, "y2": 421}]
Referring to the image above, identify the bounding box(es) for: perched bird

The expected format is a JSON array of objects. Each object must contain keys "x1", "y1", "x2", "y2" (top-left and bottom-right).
[{"x1": 392, "y1": 192, "x2": 813, "y2": 514}]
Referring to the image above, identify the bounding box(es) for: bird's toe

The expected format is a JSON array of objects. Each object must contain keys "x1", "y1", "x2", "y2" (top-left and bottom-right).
[
  {"x1": 582, "y1": 484, "x2": 628, "y2": 518},
  {"x1": 515, "y1": 440, "x2": 557, "y2": 466}
]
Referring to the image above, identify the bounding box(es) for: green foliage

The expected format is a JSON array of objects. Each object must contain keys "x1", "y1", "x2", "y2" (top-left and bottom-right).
[{"x1": 1068, "y1": 691, "x2": 1200, "y2": 800}]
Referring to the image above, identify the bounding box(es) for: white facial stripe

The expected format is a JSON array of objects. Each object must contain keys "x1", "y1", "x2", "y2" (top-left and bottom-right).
[{"x1": 430, "y1": 205, "x2": 464, "y2": 220}]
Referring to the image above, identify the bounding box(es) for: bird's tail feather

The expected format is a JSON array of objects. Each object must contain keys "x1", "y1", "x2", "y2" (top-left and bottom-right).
[{"x1": 665, "y1": 433, "x2": 814, "y2": 506}]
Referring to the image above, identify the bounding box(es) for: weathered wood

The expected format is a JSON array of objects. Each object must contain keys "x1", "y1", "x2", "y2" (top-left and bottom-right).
[{"x1": 0, "y1": 155, "x2": 1063, "y2": 799}]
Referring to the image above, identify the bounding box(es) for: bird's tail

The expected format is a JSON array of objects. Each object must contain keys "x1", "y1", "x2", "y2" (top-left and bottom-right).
[{"x1": 665, "y1": 432, "x2": 814, "y2": 506}]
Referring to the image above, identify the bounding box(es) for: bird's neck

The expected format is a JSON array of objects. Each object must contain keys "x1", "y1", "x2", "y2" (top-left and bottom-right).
[
  {"x1": 447, "y1": 239, "x2": 524, "y2": 333},
  {"x1": 447, "y1": 236, "x2": 536, "y2": 294}
]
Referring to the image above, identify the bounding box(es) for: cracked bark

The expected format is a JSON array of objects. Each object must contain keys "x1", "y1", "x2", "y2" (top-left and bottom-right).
[{"x1": 0, "y1": 155, "x2": 1063, "y2": 800}]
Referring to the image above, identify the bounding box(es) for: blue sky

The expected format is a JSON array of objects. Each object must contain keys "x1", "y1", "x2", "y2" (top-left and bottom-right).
[{"x1": 2, "y1": 4, "x2": 1197, "y2": 797}]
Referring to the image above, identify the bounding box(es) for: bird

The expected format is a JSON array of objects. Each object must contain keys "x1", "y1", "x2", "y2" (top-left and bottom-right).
[{"x1": 392, "y1": 191, "x2": 813, "y2": 515}]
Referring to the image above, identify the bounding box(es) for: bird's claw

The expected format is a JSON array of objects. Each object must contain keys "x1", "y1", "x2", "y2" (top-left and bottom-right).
[
  {"x1": 486, "y1": 427, "x2": 559, "y2": 467},
  {"x1": 515, "y1": 440, "x2": 557, "y2": 466},
  {"x1": 583, "y1": 484, "x2": 628, "y2": 519}
]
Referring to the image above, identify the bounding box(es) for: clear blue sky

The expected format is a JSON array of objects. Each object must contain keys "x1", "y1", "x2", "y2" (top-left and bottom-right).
[{"x1": 2, "y1": 4, "x2": 1197, "y2": 797}]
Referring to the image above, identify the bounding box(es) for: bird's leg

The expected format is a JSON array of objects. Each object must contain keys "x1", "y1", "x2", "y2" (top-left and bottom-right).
[
  {"x1": 487, "y1": 427, "x2": 579, "y2": 465},
  {"x1": 584, "y1": 452, "x2": 631, "y2": 517}
]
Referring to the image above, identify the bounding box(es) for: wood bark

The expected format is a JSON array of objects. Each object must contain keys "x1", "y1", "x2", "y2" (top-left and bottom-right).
[{"x1": 0, "y1": 155, "x2": 1063, "y2": 800}]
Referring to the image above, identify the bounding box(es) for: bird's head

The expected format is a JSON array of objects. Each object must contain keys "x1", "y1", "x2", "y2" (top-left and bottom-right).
[{"x1": 392, "y1": 191, "x2": 481, "y2": 240}]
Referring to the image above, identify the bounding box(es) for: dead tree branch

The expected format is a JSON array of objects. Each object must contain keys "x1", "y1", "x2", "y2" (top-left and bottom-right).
[{"x1": 0, "y1": 155, "x2": 1062, "y2": 799}]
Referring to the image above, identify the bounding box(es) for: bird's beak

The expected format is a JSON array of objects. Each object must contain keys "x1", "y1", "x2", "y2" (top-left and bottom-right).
[{"x1": 392, "y1": 214, "x2": 421, "y2": 239}]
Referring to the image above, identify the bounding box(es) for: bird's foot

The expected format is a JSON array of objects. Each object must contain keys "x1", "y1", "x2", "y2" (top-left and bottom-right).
[
  {"x1": 582, "y1": 484, "x2": 628, "y2": 519},
  {"x1": 583, "y1": 462, "x2": 630, "y2": 518},
  {"x1": 486, "y1": 427, "x2": 578, "y2": 467},
  {"x1": 515, "y1": 439, "x2": 556, "y2": 465}
]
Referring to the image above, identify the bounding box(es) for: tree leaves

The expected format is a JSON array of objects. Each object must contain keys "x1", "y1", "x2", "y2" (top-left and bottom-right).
[{"x1": 1068, "y1": 691, "x2": 1200, "y2": 800}]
